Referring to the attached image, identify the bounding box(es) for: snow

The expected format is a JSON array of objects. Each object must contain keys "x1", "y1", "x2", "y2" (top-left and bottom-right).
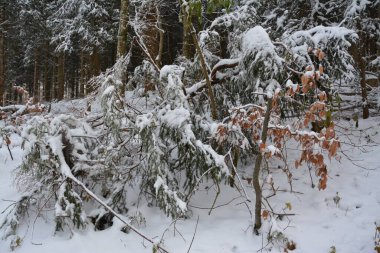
[
  {"x1": 284, "y1": 26, "x2": 358, "y2": 50},
  {"x1": 50, "y1": 99, "x2": 90, "y2": 116},
  {"x1": 370, "y1": 57, "x2": 380, "y2": 67},
  {"x1": 212, "y1": 58, "x2": 240, "y2": 70},
  {"x1": 185, "y1": 80, "x2": 206, "y2": 95},
  {"x1": 158, "y1": 106, "x2": 190, "y2": 128},
  {"x1": 266, "y1": 145, "x2": 279, "y2": 156},
  {"x1": 241, "y1": 26, "x2": 284, "y2": 78},
  {"x1": 345, "y1": 0, "x2": 372, "y2": 17},
  {"x1": 286, "y1": 80, "x2": 298, "y2": 91},
  {"x1": 159, "y1": 65, "x2": 185, "y2": 81},
  {"x1": 242, "y1": 26, "x2": 275, "y2": 53},
  {"x1": 154, "y1": 176, "x2": 188, "y2": 214},
  {"x1": 194, "y1": 140, "x2": 229, "y2": 175},
  {"x1": 154, "y1": 176, "x2": 165, "y2": 195},
  {"x1": 1, "y1": 117, "x2": 380, "y2": 252},
  {"x1": 102, "y1": 85, "x2": 115, "y2": 97},
  {"x1": 2, "y1": 72, "x2": 380, "y2": 253},
  {"x1": 173, "y1": 193, "x2": 187, "y2": 214}
]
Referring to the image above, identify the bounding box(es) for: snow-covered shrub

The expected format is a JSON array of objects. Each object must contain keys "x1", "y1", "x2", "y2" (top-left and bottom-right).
[
  {"x1": 127, "y1": 60, "x2": 160, "y2": 94},
  {"x1": 198, "y1": 30, "x2": 222, "y2": 66},
  {"x1": 242, "y1": 26, "x2": 284, "y2": 79},
  {"x1": 282, "y1": 26, "x2": 358, "y2": 82},
  {"x1": 0, "y1": 196, "x2": 29, "y2": 249},
  {"x1": 210, "y1": 0, "x2": 259, "y2": 57},
  {"x1": 137, "y1": 74, "x2": 228, "y2": 217},
  {"x1": 16, "y1": 116, "x2": 91, "y2": 231}
]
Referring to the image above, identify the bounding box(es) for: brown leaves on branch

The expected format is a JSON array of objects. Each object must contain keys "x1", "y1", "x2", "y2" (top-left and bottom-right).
[
  {"x1": 216, "y1": 99, "x2": 340, "y2": 190},
  {"x1": 316, "y1": 165, "x2": 328, "y2": 190},
  {"x1": 4, "y1": 136, "x2": 11, "y2": 145},
  {"x1": 299, "y1": 49, "x2": 326, "y2": 94},
  {"x1": 262, "y1": 209, "x2": 270, "y2": 220},
  {"x1": 214, "y1": 49, "x2": 339, "y2": 190}
]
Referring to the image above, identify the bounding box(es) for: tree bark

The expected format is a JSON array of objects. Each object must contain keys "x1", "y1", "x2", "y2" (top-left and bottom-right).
[
  {"x1": 86, "y1": 47, "x2": 100, "y2": 95},
  {"x1": 0, "y1": 7, "x2": 5, "y2": 106},
  {"x1": 359, "y1": 52, "x2": 369, "y2": 119},
  {"x1": 252, "y1": 97, "x2": 272, "y2": 232},
  {"x1": 156, "y1": 6, "x2": 164, "y2": 68},
  {"x1": 136, "y1": 2, "x2": 160, "y2": 65},
  {"x1": 33, "y1": 48, "x2": 40, "y2": 103},
  {"x1": 43, "y1": 41, "x2": 51, "y2": 102},
  {"x1": 190, "y1": 24, "x2": 218, "y2": 120},
  {"x1": 351, "y1": 20, "x2": 369, "y2": 119},
  {"x1": 229, "y1": 147, "x2": 240, "y2": 187},
  {"x1": 201, "y1": 0, "x2": 208, "y2": 29},
  {"x1": 91, "y1": 46, "x2": 101, "y2": 77},
  {"x1": 181, "y1": 1, "x2": 194, "y2": 59},
  {"x1": 180, "y1": 0, "x2": 217, "y2": 119},
  {"x1": 79, "y1": 49, "x2": 86, "y2": 97},
  {"x1": 117, "y1": 0, "x2": 129, "y2": 59},
  {"x1": 57, "y1": 52, "x2": 65, "y2": 100},
  {"x1": 52, "y1": 57, "x2": 57, "y2": 100}
]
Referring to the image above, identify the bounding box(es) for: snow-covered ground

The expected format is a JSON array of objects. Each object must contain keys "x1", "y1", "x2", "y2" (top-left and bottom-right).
[{"x1": 1, "y1": 113, "x2": 379, "y2": 253}]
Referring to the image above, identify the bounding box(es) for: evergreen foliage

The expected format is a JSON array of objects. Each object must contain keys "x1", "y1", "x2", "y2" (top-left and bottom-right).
[{"x1": 0, "y1": 0, "x2": 379, "y2": 250}]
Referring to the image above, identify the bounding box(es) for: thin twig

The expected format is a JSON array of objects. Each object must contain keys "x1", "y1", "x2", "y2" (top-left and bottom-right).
[
  {"x1": 186, "y1": 216, "x2": 199, "y2": 253},
  {"x1": 308, "y1": 163, "x2": 315, "y2": 188},
  {"x1": 159, "y1": 218, "x2": 186, "y2": 244},
  {"x1": 185, "y1": 167, "x2": 215, "y2": 203},
  {"x1": 227, "y1": 150, "x2": 251, "y2": 202},
  {"x1": 69, "y1": 175, "x2": 170, "y2": 253},
  {"x1": 188, "y1": 196, "x2": 241, "y2": 210},
  {"x1": 341, "y1": 150, "x2": 378, "y2": 171},
  {"x1": 208, "y1": 182, "x2": 221, "y2": 215},
  {"x1": 5, "y1": 139, "x2": 13, "y2": 160},
  {"x1": 31, "y1": 179, "x2": 68, "y2": 244}
]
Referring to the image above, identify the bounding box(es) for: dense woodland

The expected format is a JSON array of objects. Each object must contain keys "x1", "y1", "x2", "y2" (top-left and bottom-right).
[
  {"x1": 0, "y1": 0, "x2": 380, "y2": 252},
  {"x1": 0, "y1": 1, "x2": 378, "y2": 110}
]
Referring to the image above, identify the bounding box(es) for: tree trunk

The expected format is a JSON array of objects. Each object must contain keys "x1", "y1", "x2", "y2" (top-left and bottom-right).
[
  {"x1": 33, "y1": 48, "x2": 40, "y2": 104},
  {"x1": 351, "y1": 20, "x2": 369, "y2": 119},
  {"x1": 156, "y1": 6, "x2": 164, "y2": 68},
  {"x1": 79, "y1": 49, "x2": 86, "y2": 97},
  {"x1": 252, "y1": 97, "x2": 272, "y2": 232},
  {"x1": 86, "y1": 47, "x2": 100, "y2": 95},
  {"x1": 190, "y1": 23, "x2": 218, "y2": 120},
  {"x1": 57, "y1": 52, "x2": 65, "y2": 100},
  {"x1": 91, "y1": 46, "x2": 101, "y2": 77},
  {"x1": 201, "y1": 0, "x2": 208, "y2": 29},
  {"x1": 229, "y1": 147, "x2": 240, "y2": 187},
  {"x1": 182, "y1": 6, "x2": 194, "y2": 59},
  {"x1": 52, "y1": 57, "x2": 57, "y2": 100},
  {"x1": 43, "y1": 41, "x2": 51, "y2": 102},
  {"x1": 137, "y1": 2, "x2": 159, "y2": 65},
  {"x1": 117, "y1": 0, "x2": 129, "y2": 59},
  {"x1": 0, "y1": 8, "x2": 5, "y2": 106},
  {"x1": 179, "y1": 1, "x2": 217, "y2": 118},
  {"x1": 359, "y1": 53, "x2": 369, "y2": 119}
]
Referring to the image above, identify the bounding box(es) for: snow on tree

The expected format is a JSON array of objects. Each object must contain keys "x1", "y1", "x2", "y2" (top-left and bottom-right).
[
  {"x1": 47, "y1": 0, "x2": 116, "y2": 53},
  {"x1": 1, "y1": 0, "x2": 379, "y2": 251}
]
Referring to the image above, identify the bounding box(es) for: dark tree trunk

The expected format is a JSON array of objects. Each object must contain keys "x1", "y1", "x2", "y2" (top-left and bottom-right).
[
  {"x1": 57, "y1": 52, "x2": 65, "y2": 100},
  {"x1": 0, "y1": 7, "x2": 5, "y2": 106},
  {"x1": 351, "y1": 20, "x2": 369, "y2": 119},
  {"x1": 253, "y1": 98, "x2": 272, "y2": 232},
  {"x1": 33, "y1": 48, "x2": 40, "y2": 103},
  {"x1": 117, "y1": 0, "x2": 129, "y2": 59},
  {"x1": 43, "y1": 41, "x2": 51, "y2": 102}
]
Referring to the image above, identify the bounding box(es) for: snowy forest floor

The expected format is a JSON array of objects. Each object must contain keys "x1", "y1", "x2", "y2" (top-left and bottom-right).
[{"x1": 1, "y1": 101, "x2": 380, "y2": 253}]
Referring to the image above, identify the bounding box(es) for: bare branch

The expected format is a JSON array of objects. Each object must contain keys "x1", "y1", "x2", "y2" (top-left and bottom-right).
[{"x1": 186, "y1": 216, "x2": 199, "y2": 253}]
